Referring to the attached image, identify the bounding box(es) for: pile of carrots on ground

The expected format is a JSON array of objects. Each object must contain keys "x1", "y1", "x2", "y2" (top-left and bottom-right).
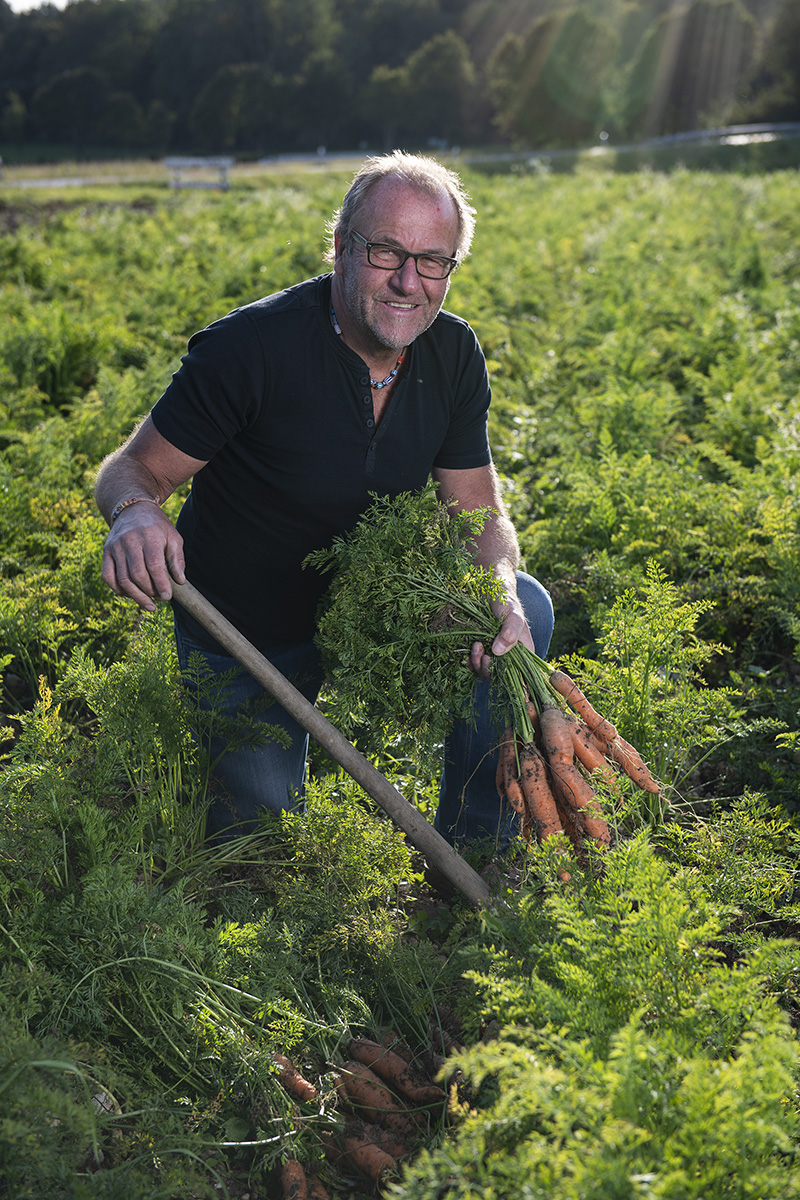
[
  {"x1": 275, "y1": 1027, "x2": 458, "y2": 1197},
  {"x1": 497, "y1": 668, "x2": 661, "y2": 861}
]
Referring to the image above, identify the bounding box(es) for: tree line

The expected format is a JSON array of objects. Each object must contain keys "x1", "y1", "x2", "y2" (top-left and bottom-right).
[{"x1": 1, "y1": 0, "x2": 799, "y2": 158}]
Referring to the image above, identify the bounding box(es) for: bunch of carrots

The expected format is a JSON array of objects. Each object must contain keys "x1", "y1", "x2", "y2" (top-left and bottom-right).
[
  {"x1": 497, "y1": 667, "x2": 661, "y2": 861},
  {"x1": 275, "y1": 1029, "x2": 455, "y2": 1196}
]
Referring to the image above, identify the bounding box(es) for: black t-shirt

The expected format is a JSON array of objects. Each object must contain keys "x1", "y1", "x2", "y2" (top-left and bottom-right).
[{"x1": 152, "y1": 274, "x2": 492, "y2": 651}]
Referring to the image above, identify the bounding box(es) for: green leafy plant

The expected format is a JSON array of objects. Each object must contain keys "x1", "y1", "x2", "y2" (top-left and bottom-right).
[
  {"x1": 394, "y1": 830, "x2": 800, "y2": 1199},
  {"x1": 2, "y1": 167, "x2": 800, "y2": 1197},
  {"x1": 309, "y1": 483, "x2": 567, "y2": 760},
  {"x1": 560, "y1": 561, "x2": 745, "y2": 815}
]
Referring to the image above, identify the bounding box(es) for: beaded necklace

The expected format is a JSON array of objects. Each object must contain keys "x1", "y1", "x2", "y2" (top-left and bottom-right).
[{"x1": 330, "y1": 306, "x2": 406, "y2": 390}]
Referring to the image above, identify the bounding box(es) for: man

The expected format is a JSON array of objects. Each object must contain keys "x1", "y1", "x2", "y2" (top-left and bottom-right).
[{"x1": 96, "y1": 151, "x2": 553, "y2": 848}]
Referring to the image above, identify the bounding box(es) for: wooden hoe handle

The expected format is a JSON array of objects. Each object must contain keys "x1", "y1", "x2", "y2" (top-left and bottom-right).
[{"x1": 171, "y1": 580, "x2": 491, "y2": 906}]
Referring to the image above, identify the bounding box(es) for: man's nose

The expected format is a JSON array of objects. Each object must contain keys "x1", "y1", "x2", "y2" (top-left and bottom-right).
[{"x1": 391, "y1": 256, "x2": 421, "y2": 290}]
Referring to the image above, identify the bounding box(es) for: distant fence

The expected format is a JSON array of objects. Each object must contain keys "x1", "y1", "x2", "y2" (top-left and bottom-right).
[{"x1": 164, "y1": 156, "x2": 234, "y2": 190}]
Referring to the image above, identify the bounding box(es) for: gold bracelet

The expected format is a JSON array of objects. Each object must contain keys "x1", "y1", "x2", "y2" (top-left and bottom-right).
[{"x1": 109, "y1": 496, "x2": 161, "y2": 524}]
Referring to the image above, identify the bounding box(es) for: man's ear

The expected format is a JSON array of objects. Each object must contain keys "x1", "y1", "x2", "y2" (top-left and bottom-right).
[{"x1": 333, "y1": 232, "x2": 345, "y2": 275}]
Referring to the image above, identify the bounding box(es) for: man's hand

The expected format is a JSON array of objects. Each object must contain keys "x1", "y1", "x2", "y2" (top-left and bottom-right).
[
  {"x1": 469, "y1": 588, "x2": 535, "y2": 680},
  {"x1": 432, "y1": 463, "x2": 534, "y2": 681},
  {"x1": 101, "y1": 503, "x2": 186, "y2": 613},
  {"x1": 95, "y1": 414, "x2": 206, "y2": 611}
]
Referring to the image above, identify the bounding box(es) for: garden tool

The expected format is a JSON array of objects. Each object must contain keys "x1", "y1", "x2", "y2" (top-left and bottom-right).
[{"x1": 171, "y1": 579, "x2": 491, "y2": 905}]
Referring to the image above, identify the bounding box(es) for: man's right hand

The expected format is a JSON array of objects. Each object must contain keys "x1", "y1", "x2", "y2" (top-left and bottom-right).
[
  {"x1": 95, "y1": 414, "x2": 206, "y2": 611},
  {"x1": 101, "y1": 502, "x2": 186, "y2": 612}
]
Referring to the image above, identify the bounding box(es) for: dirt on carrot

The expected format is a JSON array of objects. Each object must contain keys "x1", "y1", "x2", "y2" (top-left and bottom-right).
[
  {"x1": 335, "y1": 1060, "x2": 419, "y2": 1140},
  {"x1": 337, "y1": 1122, "x2": 399, "y2": 1185},
  {"x1": 549, "y1": 669, "x2": 617, "y2": 745},
  {"x1": 274, "y1": 1054, "x2": 318, "y2": 1103},
  {"x1": 348, "y1": 1038, "x2": 446, "y2": 1109},
  {"x1": 281, "y1": 1159, "x2": 309, "y2": 1200}
]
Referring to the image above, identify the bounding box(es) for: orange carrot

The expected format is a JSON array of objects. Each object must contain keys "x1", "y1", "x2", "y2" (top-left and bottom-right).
[
  {"x1": 437, "y1": 1027, "x2": 465, "y2": 1056},
  {"x1": 552, "y1": 791, "x2": 583, "y2": 858},
  {"x1": 567, "y1": 715, "x2": 623, "y2": 798},
  {"x1": 517, "y1": 741, "x2": 571, "y2": 877},
  {"x1": 376, "y1": 1028, "x2": 414, "y2": 1063},
  {"x1": 549, "y1": 670, "x2": 617, "y2": 744},
  {"x1": 539, "y1": 704, "x2": 611, "y2": 849},
  {"x1": 281, "y1": 1159, "x2": 309, "y2": 1200},
  {"x1": 338, "y1": 1124, "x2": 398, "y2": 1184},
  {"x1": 335, "y1": 1061, "x2": 418, "y2": 1139},
  {"x1": 505, "y1": 765, "x2": 527, "y2": 820},
  {"x1": 605, "y1": 734, "x2": 661, "y2": 794},
  {"x1": 273, "y1": 1054, "x2": 318, "y2": 1103},
  {"x1": 495, "y1": 727, "x2": 513, "y2": 797},
  {"x1": 517, "y1": 743, "x2": 564, "y2": 841},
  {"x1": 496, "y1": 732, "x2": 527, "y2": 822},
  {"x1": 344, "y1": 1118, "x2": 411, "y2": 1161},
  {"x1": 348, "y1": 1039, "x2": 446, "y2": 1108},
  {"x1": 307, "y1": 1175, "x2": 332, "y2": 1200}
]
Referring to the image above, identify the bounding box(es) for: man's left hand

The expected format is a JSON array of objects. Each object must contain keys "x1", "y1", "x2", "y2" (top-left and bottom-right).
[{"x1": 469, "y1": 592, "x2": 534, "y2": 680}]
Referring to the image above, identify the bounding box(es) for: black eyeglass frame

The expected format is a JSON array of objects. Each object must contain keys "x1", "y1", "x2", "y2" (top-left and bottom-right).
[{"x1": 350, "y1": 229, "x2": 458, "y2": 279}]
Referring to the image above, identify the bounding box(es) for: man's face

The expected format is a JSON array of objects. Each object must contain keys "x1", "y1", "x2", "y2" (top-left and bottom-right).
[{"x1": 334, "y1": 177, "x2": 459, "y2": 355}]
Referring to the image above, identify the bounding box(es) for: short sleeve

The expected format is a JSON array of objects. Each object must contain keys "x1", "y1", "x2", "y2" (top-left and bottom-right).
[{"x1": 151, "y1": 311, "x2": 266, "y2": 460}]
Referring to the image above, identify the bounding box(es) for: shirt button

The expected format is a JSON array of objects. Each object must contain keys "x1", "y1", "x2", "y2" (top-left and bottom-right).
[
  {"x1": 360, "y1": 376, "x2": 370, "y2": 386},
  {"x1": 362, "y1": 394, "x2": 371, "y2": 404},
  {"x1": 366, "y1": 418, "x2": 374, "y2": 428}
]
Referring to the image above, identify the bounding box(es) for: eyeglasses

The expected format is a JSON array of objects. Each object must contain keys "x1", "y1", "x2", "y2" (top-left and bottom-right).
[{"x1": 350, "y1": 230, "x2": 458, "y2": 280}]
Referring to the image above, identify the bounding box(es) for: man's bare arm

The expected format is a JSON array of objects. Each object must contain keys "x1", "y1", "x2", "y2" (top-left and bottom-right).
[
  {"x1": 95, "y1": 415, "x2": 208, "y2": 612},
  {"x1": 433, "y1": 462, "x2": 533, "y2": 678}
]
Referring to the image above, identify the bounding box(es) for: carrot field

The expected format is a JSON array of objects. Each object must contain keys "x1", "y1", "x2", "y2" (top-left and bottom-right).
[{"x1": 1, "y1": 160, "x2": 799, "y2": 1198}]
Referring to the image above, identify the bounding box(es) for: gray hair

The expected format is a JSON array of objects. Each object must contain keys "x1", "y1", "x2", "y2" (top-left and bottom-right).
[{"x1": 325, "y1": 150, "x2": 476, "y2": 264}]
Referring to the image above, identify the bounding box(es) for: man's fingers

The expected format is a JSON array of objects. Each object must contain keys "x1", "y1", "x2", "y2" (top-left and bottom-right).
[
  {"x1": 490, "y1": 600, "x2": 535, "y2": 657},
  {"x1": 470, "y1": 641, "x2": 493, "y2": 680},
  {"x1": 102, "y1": 551, "x2": 159, "y2": 612},
  {"x1": 112, "y1": 550, "x2": 166, "y2": 608},
  {"x1": 469, "y1": 605, "x2": 535, "y2": 680},
  {"x1": 165, "y1": 541, "x2": 186, "y2": 587},
  {"x1": 101, "y1": 512, "x2": 185, "y2": 611}
]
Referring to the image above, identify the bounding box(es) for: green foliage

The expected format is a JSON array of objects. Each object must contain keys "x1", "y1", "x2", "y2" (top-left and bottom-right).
[
  {"x1": 1, "y1": 0, "x2": 795, "y2": 156},
  {"x1": 308, "y1": 483, "x2": 505, "y2": 757},
  {"x1": 395, "y1": 829, "x2": 800, "y2": 1199},
  {"x1": 561, "y1": 561, "x2": 744, "y2": 809},
  {"x1": 394, "y1": 1009, "x2": 800, "y2": 1199},
  {"x1": 454, "y1": 833, "x2": 787, "y2": 1055},
  {"x1": 0, "y1": 169, "x2": 799, "y2": 1197},
  {"x1": 654, "y1": 792, "x2": 800, "y2": 948},
  {"x1": 310, "y1": 483, "x2": 572, "y2": 760},
  {"x1": 0, "y1": 617, "x2": 427, "y2": 1193}
]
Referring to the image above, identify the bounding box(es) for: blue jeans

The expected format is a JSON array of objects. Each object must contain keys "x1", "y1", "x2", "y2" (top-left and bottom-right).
[
  {"x1": 175, "y1": 570, "x2": 553, "y2": 848},
  {"x1": 435, "y1": 571, "x2": 554, "y2": 852}
]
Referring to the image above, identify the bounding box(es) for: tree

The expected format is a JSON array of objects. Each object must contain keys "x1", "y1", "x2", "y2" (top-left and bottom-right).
[
  {"x1": 486, "y1": 8, "x2": 619, "y2": 147},
  {"x1": 30, "y1": 66, "x2": 110, "y2": 150},
  {"x1": 739, "y1": 0, "x2": 800, "y2": 121},
  {"x1": 231, "y1": 64, "x2": 295, "y2": 153},
  {"x1": 361, "y1": 61, "x2": 411, "y2": 149},
  {"x1": 624, "y1": 0, "x2": 759, "y2": 137},
  {"x1": 145, "y1": 98, "x2": 176, "y2": 156},
  {"x1": 402, "y1": 30, "x2": 476, "y2": 145},
  {"x1": 338, "y1": 0, "x2": 446, "y2": 74},
  {"x1": 1, "y1": 89, "x2": 26, "y2": 146},
  {"x1": 99, "y1": 91, "x2": 147, "y2": 148},
  {"x1": 188, "y1": 62, "x2": 247, "y2": 151},
  {"x1": 289, "y1": 48, "x2": 358, "y2": 151}
]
